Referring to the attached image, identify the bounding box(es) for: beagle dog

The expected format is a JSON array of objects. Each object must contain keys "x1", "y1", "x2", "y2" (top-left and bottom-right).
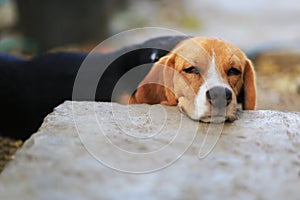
[{"x1": 129, "y1": 37, "x2": 256, "y2": 123}]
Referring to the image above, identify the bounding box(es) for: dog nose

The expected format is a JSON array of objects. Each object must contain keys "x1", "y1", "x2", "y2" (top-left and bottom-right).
[{"x1": 206, "y1": 86, "x2": 232, "y2": 108}]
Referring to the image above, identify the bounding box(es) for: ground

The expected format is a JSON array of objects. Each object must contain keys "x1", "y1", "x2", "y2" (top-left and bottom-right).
[
  {"x1": 255, "y1": 52, "x2": 300, "y2": 112},
  {"x1": 0, "y1": 137, "x2": 22, "y2": 171}
]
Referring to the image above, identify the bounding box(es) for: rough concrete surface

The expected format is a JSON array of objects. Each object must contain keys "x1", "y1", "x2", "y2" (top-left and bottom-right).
[{"x1": 0, "y1": 101, "x2": 300, "y2": 200}]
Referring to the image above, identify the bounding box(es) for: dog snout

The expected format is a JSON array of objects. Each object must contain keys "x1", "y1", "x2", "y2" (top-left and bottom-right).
[{"x1": 206, "y1": 86, "x2": 232, "y2": 108}]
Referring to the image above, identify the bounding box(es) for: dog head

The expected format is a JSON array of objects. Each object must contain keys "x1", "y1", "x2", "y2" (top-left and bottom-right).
[{"x1": 130, "y1": 37, "x2": 256, "y2": 123}]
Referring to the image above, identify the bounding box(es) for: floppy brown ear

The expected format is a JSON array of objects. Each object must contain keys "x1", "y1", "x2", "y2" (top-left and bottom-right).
[
  {"x1": 129, "y1": 53, "x2": 177, "y2": 105},
  {"x1": 238, "y1": 59, "x2": 257, "y2": 110}
]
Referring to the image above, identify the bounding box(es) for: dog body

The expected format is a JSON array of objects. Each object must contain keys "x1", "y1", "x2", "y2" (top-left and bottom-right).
[
  {"x1": 130, "y1": 37, "x2": 256, "y2": 122},
  {"x1": 0, "y1": 36, "x2": 184, "y2": 139}
]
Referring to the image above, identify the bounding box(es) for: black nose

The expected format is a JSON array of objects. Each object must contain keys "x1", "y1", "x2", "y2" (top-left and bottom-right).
[{"x1": 206, "y1": 86, "x2": 232, "y2": 108}]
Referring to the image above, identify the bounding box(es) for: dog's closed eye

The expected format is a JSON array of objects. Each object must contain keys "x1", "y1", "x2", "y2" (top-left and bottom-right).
[
  {"x1": 227, "y1": 67, "x2": 241, "y2": 76},
  {"x1": 183, "y1": 66, "x2": 201, "y2": 75}
]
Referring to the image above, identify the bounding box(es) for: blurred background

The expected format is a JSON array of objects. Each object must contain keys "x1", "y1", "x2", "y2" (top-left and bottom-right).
[{"x1": 1, "y1": 0, "x2": 300, "y2": 54}]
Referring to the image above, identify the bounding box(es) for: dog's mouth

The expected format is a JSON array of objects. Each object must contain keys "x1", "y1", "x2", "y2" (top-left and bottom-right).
[
  {"x1": 179, "y1": 106, "x2": 233, "y2": 123},
  {"x1": 201, "y1": 108, "x2": 229, "y2": 123},
  {"x1": 199, "y1": 115, "x2": 228, "y2": 123}
]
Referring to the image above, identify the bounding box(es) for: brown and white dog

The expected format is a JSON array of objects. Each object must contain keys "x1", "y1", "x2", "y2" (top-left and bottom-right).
[{"x1": 129, "y1": 37, "x2": 256, "y2": 123}]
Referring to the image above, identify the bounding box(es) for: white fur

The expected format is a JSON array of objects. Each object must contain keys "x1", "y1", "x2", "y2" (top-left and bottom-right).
[
  {"x1": 193, "y1": 49, "x2": 230, "y2": 120},
  {"x1": 150, "y1": 51, "x2": 158, "y2": 62}
]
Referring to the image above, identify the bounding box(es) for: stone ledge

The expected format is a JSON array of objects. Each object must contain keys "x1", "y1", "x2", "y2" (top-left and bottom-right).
[{"x1": 0, "y1": 101, "x2": 300, "y2": 200}]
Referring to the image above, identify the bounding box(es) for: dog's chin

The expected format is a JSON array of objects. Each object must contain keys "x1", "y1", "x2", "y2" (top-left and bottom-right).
[
  {"x1": 199, "y1": 116, "x2": 227, "y2": 123},
  {"x1": 199, "y1": 106, "x2": 236, "y2": 123},
  {"x1": 199, "y1": 113, "x2": 236, "y2": 123},
  {"x1": 179, "y1": 106, "x2": 235, "y2": 123}
]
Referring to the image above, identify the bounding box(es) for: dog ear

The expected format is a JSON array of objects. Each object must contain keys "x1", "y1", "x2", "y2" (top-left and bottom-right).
[
  {"x1": 238, "y1": 59, "x2": 256, "y2": 110},
  {"x1": 129, "y1": 53, "x2": 177, "y2": 105},
  {"x1": 161, "y1": 53, "x2": 178, "y2": 105}
]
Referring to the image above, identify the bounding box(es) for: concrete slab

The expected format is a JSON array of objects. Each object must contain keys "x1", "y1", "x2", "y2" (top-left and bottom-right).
[{"x1": 0, "y1": 101, "x2": 299, "y2": 200}]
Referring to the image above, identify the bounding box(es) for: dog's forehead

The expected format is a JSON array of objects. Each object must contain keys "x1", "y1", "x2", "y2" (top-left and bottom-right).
[
  {"x1": 174, "y1": 37, "x2": 244, "y2": 65},
  {"x1": 173, "y1": 40, "x2": 210, "y2": 66}
]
